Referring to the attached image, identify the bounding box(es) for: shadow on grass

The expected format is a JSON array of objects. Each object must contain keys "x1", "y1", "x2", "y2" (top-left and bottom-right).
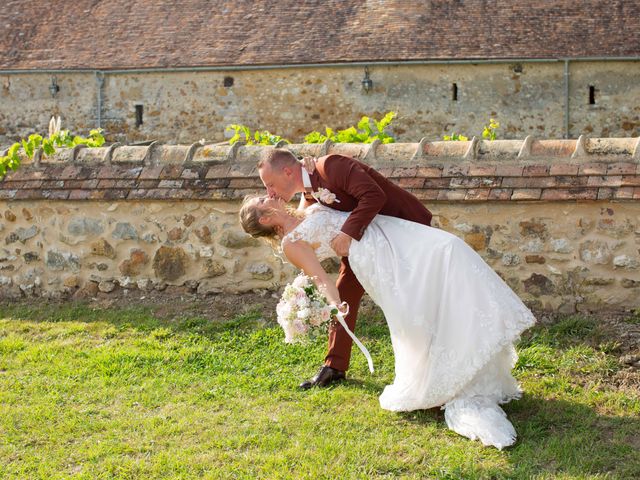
[
  {"x1": 387, "y1": 394, "x2": 639, "y2": 478},
  {"x1": 0, "y1": 300, "x2": 269, "y2": 337},
  {"x1": 505, "y1": 394, "x2": 640, "y2": 478}
]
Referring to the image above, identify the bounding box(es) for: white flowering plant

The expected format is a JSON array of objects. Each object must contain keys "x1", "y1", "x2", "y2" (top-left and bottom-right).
[{"x1": 276, "y1": 274, "x2": 339, "y2": 344}]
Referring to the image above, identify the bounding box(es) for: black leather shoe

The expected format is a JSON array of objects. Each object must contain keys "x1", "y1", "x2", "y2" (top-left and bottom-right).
[{"x1": 299, "y1": 365, "x2": 346, "y2": 390}]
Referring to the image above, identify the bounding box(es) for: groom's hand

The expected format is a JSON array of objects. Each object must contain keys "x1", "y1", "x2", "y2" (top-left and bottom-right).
[
  {"x1": 299, "y1": 156, "x2": 317, "y2": 174},
  {"x1": 330, "y1": 232, "x2": 352, "y2": 257}
]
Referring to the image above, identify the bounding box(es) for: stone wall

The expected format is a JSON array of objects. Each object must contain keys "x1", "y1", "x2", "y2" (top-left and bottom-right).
[
  {"x1": 1, "y1": 138, "x2": 640, "y2": 312},
  {"x1": 1, "y1": 62, "x2": 640, "y2": 146}
]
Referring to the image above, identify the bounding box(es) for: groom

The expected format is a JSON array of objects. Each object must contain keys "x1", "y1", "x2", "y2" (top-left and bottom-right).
[{"x1": 258, "y1": 149, "x2": 433, "y2": 388}]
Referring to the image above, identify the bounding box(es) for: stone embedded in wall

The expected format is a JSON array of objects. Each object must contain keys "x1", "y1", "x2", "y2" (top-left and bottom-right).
[
  {"x1": 23, "y1": 252, "x2": 39, "y2": 263},
  {"x1": 119, "y1": 248, "x2": 150, "y2": 276},
  {"x1": 501, "y1": 253, "x2": 521, "y2": 266},
  {"x1": 46, "y1": 250, "x2": 80, "y2": 272},
  {"x1": 597, "y1": 218, "x2": 634, "y2": 238},
  {"x1": 182, "y1": 214, "x2": 196, "y2": 227},
  {"x1": 525, "y1": 255, "x2": 546, "y2": 264},
  {"x1": 68, "y1": 217, "x2": 105, "y2": 236},
  {"x1": 22, "y1": 208, "x2": 32, "y2": 221},
  {"x1": 17, "y1": 267, "x2": 43, "y2": 296},
  {"x1": 219, "y1": 230, "x2": 260, "y2": 249},
  {"x1": 73, "y1": 280, "x2": 99, "y2": 299},
  {"x1": 142, "y1": 233, "x2": 159, "y2": 244},
  {"x1": 484, "y1": 248, "x2": 502, "y2": 260},
  {"x1": 519, "y1": 220, "x2": 547, "y2": 239},
  {"x1": 613, "y1": 255, "x2": 639, "y2": 270},
  {"x1": 98, "y1": 281, "x2": 116, "y2": 293},
  {"x1": 520, "y1": 238, "x2": 544, "y2": 253},
  {"x1": 547, "y1": 265, "x2": 562, "y2": 276},
  {"x1": 90, "y1": 238, "x2": 117, "y2": 259},
  {"x1": 621, "y1": 278, "x2": 640, "y2": 288},
  {"x1": 112, "y1": 222, "x2": 138, "y2": 240},
  {"x1": 464, "y1": 232, "x2": 487, "y2": 251},
  {"x1": 248, "y1": 263, "x2": 273, "y2": 281},
  {"x1": 194, "y1": 225, "x2": 212, "y2": 244},
  {"x1": 167, "y1": 227, "x2": 185, "y2": 242},
  {"x1": 4, "y1": 211, "x2": 16, "y2": 222},
  {"x1": 578, "y1": 218, "x2": 595, "y2": 235},
  {"x1": 197, "y1": 279, "x2": 223, "y2": 295},
  {"x1": 153, "y1": 246, "x2": 189, "y2": 281},
  {"x1": 137, "y1": 278, "x2": 152, "y2": 291},
  {"x1": 64, "y1": 275, "x2": 79, "y2": 288},
  {"x1": 203, "y1": 259, "x2": 226, "y2": 277},
  {"x1": 551, "y1": 238, "x2": 573, "y2": 254},
  {"x1": 579, "y1": 240, "x2": 613, "y2": 265},
  {"x1": 0, "y1": 249, "x2": 17, "y2": 262},
  {"x1": 523, "y1": 273, "x2": 555, "y2": 296},
  {"x1": 454, "y1": 223, "x2": 474, "y2": 233},
  {"x1": 6, "y1": 226, "x2": 39, "y2": 244},
  {"x1": 118, "y1": 277, "x2": 136, "y2": 289}
]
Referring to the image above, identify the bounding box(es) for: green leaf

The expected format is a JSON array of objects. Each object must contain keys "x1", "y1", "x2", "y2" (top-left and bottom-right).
[
  {"x1": 8, "y1": 143, "x2": 20, "y2": 157},
  {"x1": 304, "y1": 131, "x2": 324, "y2": 144},
  {"x1": 325, "y1": 127, "x2": 335, "y2": 140},
  {"x1": 22, "y1": 139, "x2": 33, "y2": 159},
  {"x1": 375, "y1": 111, "x2": 396, "y2": 132},
  {"x1": 357, "y1": 116, "x2": 372, "y2": 136},
  {"x1": 42, "y1": 139, "x2": 55, "y2": 156},
  {"x1": 336, "y1": 126, "x2": 359, "y2": 143}
]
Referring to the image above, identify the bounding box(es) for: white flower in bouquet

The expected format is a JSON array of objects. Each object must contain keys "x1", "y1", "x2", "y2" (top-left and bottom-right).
[
  {"x1": 275, "y1": 274, "x2": 375, "y2": 372},
  {"x1": 276, "y1": 273, "x2": 338, "y2": 344},
  {"x1": 292, "y1": 275, "x2": 310, "y2": 288}
]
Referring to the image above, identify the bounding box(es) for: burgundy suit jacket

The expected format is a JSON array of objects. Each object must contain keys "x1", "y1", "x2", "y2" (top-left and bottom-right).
[{"x1": 305, "y1": 154, "x2": 432, "y2": 240}]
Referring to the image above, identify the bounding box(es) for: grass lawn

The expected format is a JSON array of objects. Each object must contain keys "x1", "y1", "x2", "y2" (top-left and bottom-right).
[{"x1": 0, "y1": 300, "x2": 638, "y2": 479}]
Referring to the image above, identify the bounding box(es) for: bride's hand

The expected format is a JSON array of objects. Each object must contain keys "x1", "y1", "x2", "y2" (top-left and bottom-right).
[{"x1": 337, "y1": 301, "x2": 349, "y2": 315}]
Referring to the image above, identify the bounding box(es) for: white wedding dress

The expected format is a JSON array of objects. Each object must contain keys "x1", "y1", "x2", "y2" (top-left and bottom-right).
[{"x1": 284, "y1": 204, "x2": 536, "y2": 449}]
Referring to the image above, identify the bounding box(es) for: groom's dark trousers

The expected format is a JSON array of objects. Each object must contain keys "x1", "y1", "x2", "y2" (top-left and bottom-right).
[{"x1": 304, "y1": 154, "x2": 433, "y2": 372}]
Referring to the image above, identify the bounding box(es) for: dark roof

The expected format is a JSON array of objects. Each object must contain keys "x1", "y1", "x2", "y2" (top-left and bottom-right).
[{"x1": 1, "y1": 1, "x2": 639, "y2": 70}]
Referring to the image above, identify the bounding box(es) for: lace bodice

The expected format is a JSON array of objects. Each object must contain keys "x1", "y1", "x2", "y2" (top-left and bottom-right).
[{"x1": 282, "y1": 204, "x2": 349, "y2": 261}]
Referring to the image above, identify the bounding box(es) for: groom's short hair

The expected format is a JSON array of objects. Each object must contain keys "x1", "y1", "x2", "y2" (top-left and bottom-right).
[{"x1": 258, "y1": 149, "x2": 298, "y2": 171}]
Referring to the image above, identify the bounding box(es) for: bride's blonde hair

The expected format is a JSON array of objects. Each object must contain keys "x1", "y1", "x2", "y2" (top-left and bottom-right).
[{"x1": 238, "y1": 194, "x2": 303, "y2": 252}]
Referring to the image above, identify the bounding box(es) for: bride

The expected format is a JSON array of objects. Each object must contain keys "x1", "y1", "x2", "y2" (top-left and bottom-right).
[{"x1": 239, "y1": 195, "x2": 536, "y2": 449}]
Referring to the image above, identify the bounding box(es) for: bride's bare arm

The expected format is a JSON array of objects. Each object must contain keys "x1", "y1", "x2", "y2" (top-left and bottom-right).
[{"x1": 282, "y1": 238, "x2": 341, "y2": 306}]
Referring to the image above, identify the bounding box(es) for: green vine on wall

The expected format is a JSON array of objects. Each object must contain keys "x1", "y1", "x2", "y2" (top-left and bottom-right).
[
  {"x1": 0, "y1": 116, "x2": 105, "y2": 179},
  {"x1": 304, "y1": 112, "x2": 396, "y2": 144},
  {"x1": 443, "y1": 118, "x2": 500, "y2": 142},
  {"x1": 225, "y1": 111, "x2": 398, "y2": 147},
  {"x1": 226, "y1": 125, "x2": 290, "y2": 146}
]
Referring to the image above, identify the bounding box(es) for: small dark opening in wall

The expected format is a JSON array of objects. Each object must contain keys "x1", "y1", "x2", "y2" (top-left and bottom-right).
[
  {"x1": 135, "y1": 104, "x2": 144, "y2": 127},
  {"x1": 589, "y1": 86, "x2": 596, "y2": 105},
  {"x1": 224, "y1": 76, "x2": 234, "y2": 87},
  {"x1": 452, "y1": 83, "x2": 458, "y2": 101}
]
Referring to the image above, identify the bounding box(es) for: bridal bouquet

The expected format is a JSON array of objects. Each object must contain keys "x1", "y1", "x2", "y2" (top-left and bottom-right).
[
  {"x1": 276, "y1": 273, "x2": 375, "y2": 372},
  {"x1": 276, "y1": 274, "x2": 338, "y2": 343}
]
